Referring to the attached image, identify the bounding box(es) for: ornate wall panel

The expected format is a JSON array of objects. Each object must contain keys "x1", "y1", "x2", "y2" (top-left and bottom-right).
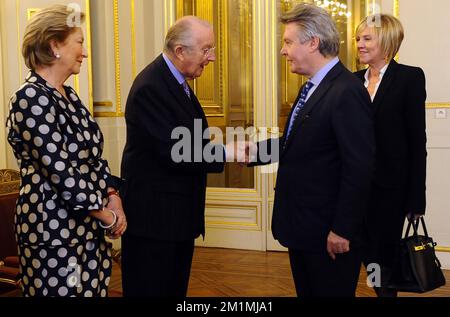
[
  {"x1": 177, "y1": 0, "x2": 255, "y2": 189},
  {"x1": 92, "y1": 0, "x2": 133, "y2": 117},
  {"x1": 177, "y1": 0, "x2": 225, "y2": 120}
]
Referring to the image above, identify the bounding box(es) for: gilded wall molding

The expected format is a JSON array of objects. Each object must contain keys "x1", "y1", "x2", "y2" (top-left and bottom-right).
[
  {"x1": 205, "y1": 203, "x2": 261, "y2": 231},
  {"x1": 130, "y1": 0, "x2": 137, "y2": 79},
  {"x1": 94, "y1": 0, "x2": 124, "y2": 118},
  {"x1": 16, "y1": 0, "x2": 21, "y2": 84},
  {"x1": 436, "y1": 247, "x2": 450, "y2": 253},
  {"x1": 175, "y1": 0, "x2": 184, "y2": 24},
  {"x1": 85, "y1": 0, "x2": 94, "y2": 114},
  {"x1": 26, "y1": 8, "x2": 39, "y2": 19},
  {"x1": 426, "y1": 103, "x2": 450, "y2": 109},
  {"x1": 393, "y1": 0, "x2": 399, "y2": 17},
  {"x1": 176, "y1": 0, "x2": 226, "y2": 119},
  {"x1": 113, "y1": 0, "x2": 122, "y2": 115},
  {"x1": 240, "y1": 0, "x2": 253, "y2": 126},
  {"x1": 73, "y1": 74, "x2": 80, "y2": 96},
  {"x1": 93, "y1": 101, "x2": 113, "y2": 108},
  {"x1": 165, "y1": 0, "x2": 177, "y2": 35}
]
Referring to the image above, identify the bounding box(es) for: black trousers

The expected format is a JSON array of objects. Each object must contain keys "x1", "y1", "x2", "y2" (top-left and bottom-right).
[
  {"x1": 121, "y1": 234, "x2": 195, "y2": 297},
  {"x1": 288, "y1": 247, "x2": 362, "y2": 297},
  {"x1": 363, "y1": 185, "x2": 407, "y2": 296}
]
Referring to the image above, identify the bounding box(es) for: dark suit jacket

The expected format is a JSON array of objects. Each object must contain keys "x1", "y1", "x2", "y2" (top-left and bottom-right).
[
  {"x1": 121, "y1": 54, "x2": 225, "y2": 242},
  {"x1": 254, "y1": 61, "x2": 375, "y2": 250},
  {"x1": 354, "y1": 61, "x2": 427, "y2": 214}
]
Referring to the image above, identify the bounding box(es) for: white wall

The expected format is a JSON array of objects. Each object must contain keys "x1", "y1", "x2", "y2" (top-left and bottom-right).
[
  {"x1": 399, "y1": 0, "x2": 450, "y2": 103},
  {"x1": 0, "y1": 0, "x2": 20, "y2": 169},
  {"x1": 390, "y1": 0, "x2": 450, "y2": 268}
]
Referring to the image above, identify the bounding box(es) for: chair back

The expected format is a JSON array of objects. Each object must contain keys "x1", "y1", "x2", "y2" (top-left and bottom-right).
[{"x1": 0, "y1": 169, "x2": 20, "y2": 260}]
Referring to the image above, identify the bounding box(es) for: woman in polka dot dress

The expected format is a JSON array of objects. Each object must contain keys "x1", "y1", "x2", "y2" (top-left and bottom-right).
[{"x1": 5, "y1": 5, "x2": 127, "y2": 297}]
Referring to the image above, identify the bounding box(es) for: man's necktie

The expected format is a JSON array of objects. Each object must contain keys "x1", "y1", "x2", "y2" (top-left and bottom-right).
[
  {"x1": 182, "y1": 81, "x2": 191, "y2": 99},
  {"x1": 284, "y1": 80, "x2": 314, "y2": 143}
]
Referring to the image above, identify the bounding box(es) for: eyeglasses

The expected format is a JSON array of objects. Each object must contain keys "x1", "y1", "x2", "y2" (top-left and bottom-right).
[
  {"x1": 201, "y1": 46, "x2": 216, "y2": 57},
  {"x1": 179, "y1": 44, "x2": 216, "y2": 57}
]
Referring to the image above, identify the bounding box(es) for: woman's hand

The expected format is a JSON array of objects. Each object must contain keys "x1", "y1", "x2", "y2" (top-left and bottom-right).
[
  {"x1": 105, "y1": 192, "x2": 127, "y2": 239},
  {"x1": 89, "y1": 208, "x2": 116, "y2": 227}
]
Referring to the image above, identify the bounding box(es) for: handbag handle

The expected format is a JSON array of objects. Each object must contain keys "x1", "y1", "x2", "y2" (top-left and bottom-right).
[
  {"x1": 404, "y1": 217, "x2": 429, "y2": 239},
  {"x1": 404, "y1": 218, "x2": 417, "y2": 238},
  {"x1": 419, "y1": 217, "x2": 429, "y2": 237}
]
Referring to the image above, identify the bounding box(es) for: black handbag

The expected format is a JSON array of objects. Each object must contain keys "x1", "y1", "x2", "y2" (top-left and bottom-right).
[{"x1": 387, "y1": 217, "x2": 446, "y2": 293}]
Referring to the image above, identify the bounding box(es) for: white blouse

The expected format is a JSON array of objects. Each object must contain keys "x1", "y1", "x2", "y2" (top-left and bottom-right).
[{"x1": 364, "y1": 63, "x2": 389, "y2": 101}]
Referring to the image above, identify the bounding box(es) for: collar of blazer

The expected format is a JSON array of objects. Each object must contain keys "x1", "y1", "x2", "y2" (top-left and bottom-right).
[
  {"x1": 356, "y1": 60, "x2": 399, "y2": 110},
  {"x1": 156, "y1": 54, "x2": 208, "y2": 122},
  {"x1": 282, "y1": 61, "x2": 345, "y2": 154}
]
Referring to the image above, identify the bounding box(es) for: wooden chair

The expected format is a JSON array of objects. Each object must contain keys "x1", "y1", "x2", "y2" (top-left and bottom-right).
[{"x1": 0, "y1": 169, "x2": 21, "y2": 294}]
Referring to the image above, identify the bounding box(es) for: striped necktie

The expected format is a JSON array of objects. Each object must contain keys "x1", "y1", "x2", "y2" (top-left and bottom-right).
[
  {"x1": 182, "y1": 81, "x2": 191, "y2": 99},
  {"x1": 284, "y1": 81, "x2": 314, "y2": 143}
]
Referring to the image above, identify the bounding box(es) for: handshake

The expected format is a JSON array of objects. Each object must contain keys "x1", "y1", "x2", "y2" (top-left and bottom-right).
[{"x1": 225, "y1": 141, "x2": 257, "y2": 165}]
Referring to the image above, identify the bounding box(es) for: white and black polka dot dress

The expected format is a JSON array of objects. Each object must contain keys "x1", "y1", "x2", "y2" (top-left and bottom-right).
[{"x1": 6, "y1": 72, "x2": 116, "y2": 297}]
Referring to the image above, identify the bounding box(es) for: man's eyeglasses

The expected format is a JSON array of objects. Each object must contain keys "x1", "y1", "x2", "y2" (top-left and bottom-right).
[
  {"x1": 179, "y1": 44, "x2": 216, "y2": 57},
  {"x1": 201, "y1": 46, "x2": 216, "y2": 57}
]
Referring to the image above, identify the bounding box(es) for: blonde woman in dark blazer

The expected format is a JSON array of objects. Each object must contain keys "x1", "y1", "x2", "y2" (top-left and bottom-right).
[{"x1": 354, "y1": 14, "x2": 427, "y2": 297}]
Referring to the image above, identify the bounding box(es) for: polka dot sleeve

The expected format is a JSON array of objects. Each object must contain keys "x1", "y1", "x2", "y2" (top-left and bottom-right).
[
  {"x1": 8, "y1": 85, "x2": 107, "y2": 214},
  {"x1": 64, "y1": 86, "x2": 120, "y2": 192}
]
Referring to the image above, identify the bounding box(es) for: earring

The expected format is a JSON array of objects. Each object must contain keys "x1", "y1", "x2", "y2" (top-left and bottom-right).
[{"x1": 55, "y1": 52, "x2": 61, "y2": 59}]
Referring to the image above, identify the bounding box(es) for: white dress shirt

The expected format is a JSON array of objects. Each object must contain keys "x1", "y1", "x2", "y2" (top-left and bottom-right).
[{"x1": 364, "y1": 63, "x2": 389, "y2": 101}]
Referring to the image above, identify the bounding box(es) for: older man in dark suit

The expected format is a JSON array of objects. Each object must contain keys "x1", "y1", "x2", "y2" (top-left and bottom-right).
[
  {"x1": 120, "y1": 16, "x2": 238, "y2": 297},
  {"x1": 250, "y1": 4, "x2": 375, "y2": 297}
]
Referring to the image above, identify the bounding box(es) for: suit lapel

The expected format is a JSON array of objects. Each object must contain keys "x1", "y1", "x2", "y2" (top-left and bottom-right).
[
  {"x1": 282, "y1": 62, "x2": 344, "y2": 154},
  {"x1": 355, "y1": 70, "x2": 365, "y2": 83},
  {"x1": 371, "y1": 60, "x2": 398, "y2": 110}
]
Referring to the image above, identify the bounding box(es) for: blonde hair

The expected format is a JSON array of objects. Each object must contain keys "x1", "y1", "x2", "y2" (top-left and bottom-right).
[
  {"x1": 356, "y1": 14, "x2": 404, "y2": 61},
  {"x1": 22, "y1": 4, "x2": 85, "y2": 70}
]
